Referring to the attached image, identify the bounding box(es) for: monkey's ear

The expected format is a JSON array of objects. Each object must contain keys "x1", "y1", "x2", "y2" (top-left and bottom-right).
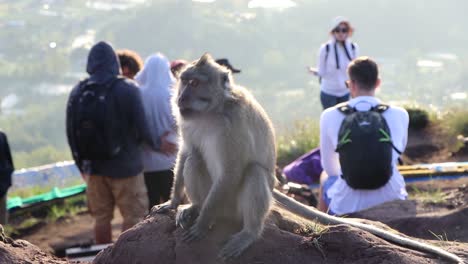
[
  {"x1": 222, "y1": 72, "x2": 231, "y2": 88},
  {"x1": 222, "y1": 72, "x2": 234, "y2": 99},
  {"x1": 197, "y1": 53, "x2": 213, "y2": 66}
]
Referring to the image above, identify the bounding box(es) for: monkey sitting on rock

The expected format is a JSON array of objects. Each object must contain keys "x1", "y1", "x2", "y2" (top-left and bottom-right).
[{"x1": 156, "y1": 54, "x2": 463, "y2": 263}]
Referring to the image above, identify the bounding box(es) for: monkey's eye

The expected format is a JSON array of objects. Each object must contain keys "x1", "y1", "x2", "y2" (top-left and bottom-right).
[{"x1": 188, "y1": 79, "x2": 199, "y2": 87}]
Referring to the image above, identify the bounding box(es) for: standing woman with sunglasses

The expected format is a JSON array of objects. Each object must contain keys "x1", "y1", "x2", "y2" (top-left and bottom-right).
[{"x1": 308, "y1": 17, "x2": 359, "y2": 110}]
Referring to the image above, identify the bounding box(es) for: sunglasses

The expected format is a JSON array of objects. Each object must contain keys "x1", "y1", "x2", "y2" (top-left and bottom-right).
[{"x1": 333, "y1": 27, "x2": 349, "y2": 34}]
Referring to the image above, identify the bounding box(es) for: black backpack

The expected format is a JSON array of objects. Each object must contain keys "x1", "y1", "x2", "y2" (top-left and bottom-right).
[
  {"x1": 335, "y1": 103, "x2": 402, "y2": 190},
  {"x1": 68, "y1": 77, "x2": 124, "y2": 160}
]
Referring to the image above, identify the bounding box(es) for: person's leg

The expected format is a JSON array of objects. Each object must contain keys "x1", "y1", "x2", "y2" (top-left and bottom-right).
[
  {"x1": 144, "y1": 171, "x2": 160, "y2": 210},
  {"x1": 113, "y1": 173, "x2": 148, "y2": 232},
  {"x1": 94, "y1": 222, "x2": 112, "y2": 244},
  {"x1": 317, "y1": 171, "x2": 338, "y2": 214},
  {"x1": 0, "y1": 194, "x2": 7, "y2": 225},
  {"x1": 87, "y1": 175, "x2": 114, "y2": 244},
  {"x1": 317, "y1": 171, "x2": 329, "y2": 212},
  {"x1": 320, "y1": 91, "x2": 339, "y2": 110},
  {"x1": 159, "y1": 170, "x2": 174, "y2": 203}
]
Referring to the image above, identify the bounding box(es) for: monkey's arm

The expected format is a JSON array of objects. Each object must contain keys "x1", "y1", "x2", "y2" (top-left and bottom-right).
[
  {"x1": 171, "y1": 149, "x2": 188, "y2": 207},
  {"x1": 156, "y1": 147, "x2": 188, "y2": 213},
  {"x1": 184, "y1": 144, "x2": 244, "y2": 241}
]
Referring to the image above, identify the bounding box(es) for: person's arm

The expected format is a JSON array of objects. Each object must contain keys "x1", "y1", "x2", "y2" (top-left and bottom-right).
[
  {"x1": 320, "y1": 111, "x2": 341, "y2": 177},
  {"x1": 400, "y1": 109, "x2": 409, "y2": 151},
  {"x1": 3, "y1": 134, "x2": 13, "y2": 172},
  {"x1": 316, "y1": 44, "x2": 327, "y2": 78},
  {"x1": 128, "y1": 85, "x2": 162, "y2": 151},
  {"x1": 352, "y1": 42, "x2": 359, "y2": 58},
  {"x1": 158, "y1": 94, "x2": 178, "y2": 155},
  {"x1": 65, "y1": 85, "x2": 83, "y2": 172}
]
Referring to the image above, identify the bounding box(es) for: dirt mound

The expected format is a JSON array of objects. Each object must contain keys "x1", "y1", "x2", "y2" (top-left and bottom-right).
[
  {"x1": 350, "y1": 202, "x2": 468, "y2": 244},
  {"x1": 349, "y1": 178, "x2": 468, "y2": 243},
  {"x1": 93, "y1": 208, "x2": 466, "y2": 264},
  {"x1": 404, "y1": 126, "x2": 468, "y2": 163},
  {"x1": 0, "y1": 225, "x2": 67, "y2": 264}
]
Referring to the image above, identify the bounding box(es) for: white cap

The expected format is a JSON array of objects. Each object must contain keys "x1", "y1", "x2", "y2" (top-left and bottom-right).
[{"x1": 330, "y1": 16, "x2": 349, "y2": 32}]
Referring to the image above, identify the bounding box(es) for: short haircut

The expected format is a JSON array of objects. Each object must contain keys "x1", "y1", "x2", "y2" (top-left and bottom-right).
[
  {"x1": 117, "y1": 49, "x2": 143, "y2": 77},
  {"x1": 347, "y1": 56, "x2": 379, "y2": 91}
]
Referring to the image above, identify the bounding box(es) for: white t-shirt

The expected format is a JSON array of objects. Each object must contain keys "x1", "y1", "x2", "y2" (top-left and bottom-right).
[
  {"x1": 319, "y1": 96, "x2": 409, "y2": 215},
  {"x1": 317, "y1": 39, "x2": 359, "y2": 97}
]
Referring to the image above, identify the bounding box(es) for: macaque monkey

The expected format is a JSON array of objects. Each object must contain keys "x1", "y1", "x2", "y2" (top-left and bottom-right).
[{"x1": 157, "y1": 54, "x2": 462, "y2": 263}]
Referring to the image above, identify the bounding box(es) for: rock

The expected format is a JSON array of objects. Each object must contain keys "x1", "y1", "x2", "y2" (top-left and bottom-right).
[
  {"x1": 94, "y1": 207, "x2": 466, "y2": 264},
  {"x1": 0, "y1": 224, "x2": 68, "y2": 264}
]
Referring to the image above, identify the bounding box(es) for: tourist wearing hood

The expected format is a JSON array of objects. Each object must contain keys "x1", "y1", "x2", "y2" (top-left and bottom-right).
[
  {"x1": 66, "y1": 41, "x2": 156, "y2": 244},
  {"x1": 308, "y1": 16, "x2": 359, "y2": 110},
  {"x1": 136, "y1": 53, "x2": 178, "y2": 209}
]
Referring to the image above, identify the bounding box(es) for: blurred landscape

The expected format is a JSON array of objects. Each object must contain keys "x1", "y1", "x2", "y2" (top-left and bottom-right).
[{"x1": 0, "y1": 0, "x2": 467, "y2": 169}]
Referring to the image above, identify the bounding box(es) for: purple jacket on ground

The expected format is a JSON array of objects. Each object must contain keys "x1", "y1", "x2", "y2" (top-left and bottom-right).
[{"x1": 282, "y1": 148, "x2": 323, "y2": 185}]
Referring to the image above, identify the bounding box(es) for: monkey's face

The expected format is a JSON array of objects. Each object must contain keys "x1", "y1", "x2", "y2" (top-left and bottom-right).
[{"x1": 176, "y1": 54, "x2": 231, "y2": 118}]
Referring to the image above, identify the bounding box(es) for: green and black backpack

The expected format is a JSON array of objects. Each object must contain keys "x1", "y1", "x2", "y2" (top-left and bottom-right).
[{"x1": 335, "y1": 103, "x2": 402, "y2": 190}]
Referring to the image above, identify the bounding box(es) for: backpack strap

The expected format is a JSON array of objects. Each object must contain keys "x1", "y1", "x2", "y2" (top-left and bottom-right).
[
  {"x1": 333, "y1": 43, "x2": 340, "y2": 69},
  {"x1": 343, "y1": 43, "x2": 353, "y2": 62},
  {"x1": 103, "y1": 76, "x2": 125, "y2": 89},
  {"x1": 336, "y1": 103, "x2": 356, "y2": 115},
  {"x1": 333, "y1": 42, "x2": 355, "y2": 69},
  {"x1": 82, "y1": 76, "x2": 125, "y2": 88},
  {"x1": 371, "y1": 104, "x2": 403, "y2": 156},
  {"x1": 319, "y1": 44, "x2": 331, "y2": 84},
  {"x1": 371, "y1": 104, "x2": 390, "y2": 113},
  {"x1": 77, "y1": 78, "x2": 90, "y2": 91},
  {"x1": 324, "y1": 44, "x2": 330, "y2": 64}
]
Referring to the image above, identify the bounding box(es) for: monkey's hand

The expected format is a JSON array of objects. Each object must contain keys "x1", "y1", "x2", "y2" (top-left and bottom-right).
[
  {"x1": 154, "y1": 201, "x2": 176, "y2": 214},
  {"x1": 182, "y1": 219, "x2": 209, "y2": 243}
]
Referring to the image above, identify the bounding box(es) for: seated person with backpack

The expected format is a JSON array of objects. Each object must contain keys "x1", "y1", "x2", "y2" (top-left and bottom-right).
[{"x1": 318, "y1": 56, "x2": 409, "y2": 215}]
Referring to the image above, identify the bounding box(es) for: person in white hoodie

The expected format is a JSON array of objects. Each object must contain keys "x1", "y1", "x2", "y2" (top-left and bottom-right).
[
  {"x1": 136, "y1": 53, "x2": 178, "y2": 210},
  {"x1": 308, "y1": 16, "x2": 359, "y2": 109}
]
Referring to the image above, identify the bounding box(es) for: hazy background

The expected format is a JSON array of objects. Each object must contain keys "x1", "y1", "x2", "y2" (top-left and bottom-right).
[{"x1": 1, "y1": 0, "x2": 467, "y2": 168}]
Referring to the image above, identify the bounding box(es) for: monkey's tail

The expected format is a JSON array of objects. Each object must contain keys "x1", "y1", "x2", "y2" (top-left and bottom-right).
[{"x1": 272, "y1": 190, "x2": 464, "y2": 264}]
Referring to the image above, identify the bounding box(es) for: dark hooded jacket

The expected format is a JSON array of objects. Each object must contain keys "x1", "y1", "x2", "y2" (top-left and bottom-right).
[
  {"x1": 0, "y1": 131, "x2": 14, "y2": 197},
  {"x1": 66, "y1": 41, "x2": 156, "y2": 178}
]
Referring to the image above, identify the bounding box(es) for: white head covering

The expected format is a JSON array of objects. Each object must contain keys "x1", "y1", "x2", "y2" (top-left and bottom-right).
[
  {"x1": 330, "y1": 16, "x2": 349, "y2": 32},
  {"x1": 135, "y1": 53, "x2": 176, "y2": 147}
]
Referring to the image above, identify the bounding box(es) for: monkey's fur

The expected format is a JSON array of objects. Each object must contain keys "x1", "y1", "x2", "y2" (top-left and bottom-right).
[{"x1": 156, "y1": 54, "x2": 463, "y2": 263}]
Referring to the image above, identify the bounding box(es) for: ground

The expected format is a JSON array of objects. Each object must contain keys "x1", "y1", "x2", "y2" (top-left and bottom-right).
[
  {"x1": 6, "y1": 178, "x2": 465, "y2": 262},
  {"x1": 93, "y1": 199, "x2": 468, "y2": 264},
  {"x1": 2, "y1": 126, "x2": 467, "y2": 263},
  {"x1": 403, "y1": 125, "x2": 468, "y2": 164},
  {"x1": 10, "y1": 208, "x2": 124, "y2": 257}
]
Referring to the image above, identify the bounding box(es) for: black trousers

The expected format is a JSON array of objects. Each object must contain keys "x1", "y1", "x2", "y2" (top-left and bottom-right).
[{"x1": 144, "y1": 169, "x2": 174, "y2": 210}]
